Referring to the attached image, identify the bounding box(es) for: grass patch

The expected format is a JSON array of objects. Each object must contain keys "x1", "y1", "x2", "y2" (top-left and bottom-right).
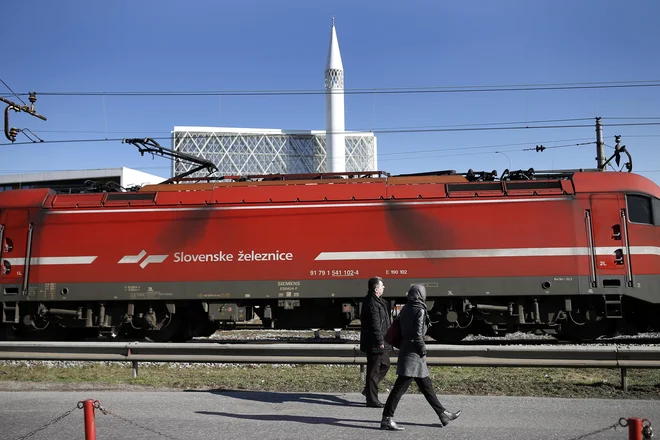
[{"x1": 1, "y1": 362, "x2": 659, "y2": 400}]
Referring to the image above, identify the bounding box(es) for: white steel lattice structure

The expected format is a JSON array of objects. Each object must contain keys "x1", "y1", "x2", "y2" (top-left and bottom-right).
[{"x1": 171, "y1": 127, "x2": 377, "y2": 177}]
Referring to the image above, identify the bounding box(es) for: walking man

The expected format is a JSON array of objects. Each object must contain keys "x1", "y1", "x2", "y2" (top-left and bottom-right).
[{"x1": 359, "y1": 276, "x2": 392, "y2": 408}]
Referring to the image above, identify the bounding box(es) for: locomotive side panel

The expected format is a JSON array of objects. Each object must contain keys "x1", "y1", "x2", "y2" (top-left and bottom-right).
[
  {"x1": 25, "y1": 197, "x2": 589, "y2": 296},
  {"x1": 13, "y1": 194, "x2": 595, "y2": 339}
]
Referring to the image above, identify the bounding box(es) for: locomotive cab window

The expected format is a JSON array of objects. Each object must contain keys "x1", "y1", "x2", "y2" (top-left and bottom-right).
[{"x1": 626, "y1": 194, "x2": 660, "y2": 225}]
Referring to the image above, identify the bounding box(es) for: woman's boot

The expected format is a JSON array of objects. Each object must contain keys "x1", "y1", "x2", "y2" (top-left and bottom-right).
[{"x1": 439, "y1": 410, "x2": 462, "y2": 427}]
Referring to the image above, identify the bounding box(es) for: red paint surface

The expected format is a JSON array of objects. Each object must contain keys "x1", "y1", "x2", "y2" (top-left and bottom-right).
[{"x1": 1, "y1": 171, "x2": 659, "y2": 284}]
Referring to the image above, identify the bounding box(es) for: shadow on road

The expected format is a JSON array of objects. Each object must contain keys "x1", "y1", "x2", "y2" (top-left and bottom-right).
[
  {"x1": 197, "y1": 410, "x2": 441, "y2": 431},
  {"x1": 185, "y1": 389, "x2": 366, "y2": 407}
]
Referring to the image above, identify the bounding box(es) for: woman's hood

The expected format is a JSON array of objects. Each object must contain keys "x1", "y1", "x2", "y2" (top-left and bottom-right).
[{"x1": 407, "y1": 284, "x2": 427, "y2": 303}]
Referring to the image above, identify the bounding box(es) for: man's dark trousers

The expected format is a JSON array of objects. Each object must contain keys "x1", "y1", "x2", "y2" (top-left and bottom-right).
[{"x1": 364, "y1": 351, "x2": 391, "y2": 404}]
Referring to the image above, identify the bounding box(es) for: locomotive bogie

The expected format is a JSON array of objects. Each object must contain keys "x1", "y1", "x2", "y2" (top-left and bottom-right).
[{"x1": 0, "y1": 289, "x2": 658, "y2": 342}]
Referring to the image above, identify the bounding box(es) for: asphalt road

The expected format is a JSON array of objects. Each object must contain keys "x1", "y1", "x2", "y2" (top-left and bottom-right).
[{"x1": 1, "y1": 390, "x2": 658, "y2": 440}]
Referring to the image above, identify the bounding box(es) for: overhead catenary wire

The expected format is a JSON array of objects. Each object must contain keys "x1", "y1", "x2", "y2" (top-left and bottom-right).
[
  {"x1": 618, "y1": 134, "x2": 660, "y2": 138},
  {"x1": 600, "y1": 116, "x2": 660, "y2": 120},
  {"x1": 13, "y1": 163, "x2": 660, "y2": 174},
  {"x1": 1, "y1": 76, "x2": 655, "y2": 178},
  {"x1": 20, "y1": 119, "x2": 595, "y2": 137},
  {"x1": 0, "y1": 78, "x2": 27, "y2": 106},
  {"x1": 0, "y1": 140, "x2": 595, "y2": 172},
  {"x1": 379, "y1": 139, "x2": 594, "y2": 157},
  {"x1": 2, "y1": 122, "x2": 660, "y2": 148},
  {"x1": 30, "y1": 117, "x2": 598, "y2": 135},
  {"x1": 4, "y1": 79, "x2": 660, "y2": 98},
  {"x1": 372, "y1": 122, "x2": 660, "y2": 134},
  {"x1": 378, "y1": 141, "x2": 595, "y2": 162}
]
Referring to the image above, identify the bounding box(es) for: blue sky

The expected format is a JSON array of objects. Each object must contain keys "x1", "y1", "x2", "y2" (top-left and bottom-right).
[{"x1": 1, "y1": 0, "x2": 659, "y2": 184}]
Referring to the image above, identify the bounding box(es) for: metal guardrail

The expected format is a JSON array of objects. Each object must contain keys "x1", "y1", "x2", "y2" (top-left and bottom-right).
[{"x1": 1, "y1": 342, "x2": 658, "y2": 391}]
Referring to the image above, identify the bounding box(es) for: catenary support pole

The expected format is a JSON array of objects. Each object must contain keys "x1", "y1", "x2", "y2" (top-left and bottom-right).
[
  {"x1": 82, "y1": 400, "x2": 97, "y2": 440},
  {"x1": 596, "y1": 117, "x2": 605, "y2": 170}
]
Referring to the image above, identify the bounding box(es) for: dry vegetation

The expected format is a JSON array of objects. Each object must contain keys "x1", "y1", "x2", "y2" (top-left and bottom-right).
[{"x1": 1, "y1": 362, "x2": 659, "y2": 400}]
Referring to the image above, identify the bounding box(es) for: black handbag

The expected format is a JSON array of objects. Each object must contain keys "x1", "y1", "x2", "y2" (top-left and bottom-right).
[{"x1": 384, "y1": 317, "x2": 401, "y2": 348}]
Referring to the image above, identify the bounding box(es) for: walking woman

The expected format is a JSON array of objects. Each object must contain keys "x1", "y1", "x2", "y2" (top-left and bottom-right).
[{"x1": 380, "y1": 284, "x2": 461, "y2": 431}]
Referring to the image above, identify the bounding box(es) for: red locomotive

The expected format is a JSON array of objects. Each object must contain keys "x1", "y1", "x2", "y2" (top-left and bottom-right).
[{"x1": 1, "y1": 138, "x2": 658, "y2": 342}]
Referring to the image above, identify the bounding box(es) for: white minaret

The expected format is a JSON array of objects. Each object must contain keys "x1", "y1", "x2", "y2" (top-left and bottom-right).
[{"x1": 325, "y1": 17, "x2": 346, "y2": 173}]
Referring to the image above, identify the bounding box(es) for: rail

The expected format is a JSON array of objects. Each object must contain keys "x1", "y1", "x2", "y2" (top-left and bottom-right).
[{"x1": 1, "y1": 341, "x2": 658, "y2": 391}]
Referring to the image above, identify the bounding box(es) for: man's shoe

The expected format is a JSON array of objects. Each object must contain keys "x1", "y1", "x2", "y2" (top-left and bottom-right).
[
  {"x1": 361, "y1": 388, "x2": 367, "y2": 397},
  {"x1": 380, "y1": 416, "x2": 404, "y2": 431},
  {"x1": 439, "y1": 410, "x2": 461, "y2": 427},
  {"x1": 366, "y1": 401, "x2": 385, "y2": 408}
]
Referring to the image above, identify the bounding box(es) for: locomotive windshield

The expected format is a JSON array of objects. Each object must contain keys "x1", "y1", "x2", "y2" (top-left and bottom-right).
[{"x1": 626, "y1": 193, "x2": 660, "y2": 225}]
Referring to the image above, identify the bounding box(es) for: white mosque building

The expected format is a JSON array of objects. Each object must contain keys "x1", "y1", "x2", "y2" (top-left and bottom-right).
[{"x1": 171, "y1": 19, "x2": 378, "y2": 178}]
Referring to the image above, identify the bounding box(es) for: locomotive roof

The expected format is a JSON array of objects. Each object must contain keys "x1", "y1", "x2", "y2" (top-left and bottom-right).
[
  {"x1": 1, "y1": 169, "x2": 659, "y2": 209},
  {"x1": 121, "y1": 170, "x2": 660, "y2": 201}
]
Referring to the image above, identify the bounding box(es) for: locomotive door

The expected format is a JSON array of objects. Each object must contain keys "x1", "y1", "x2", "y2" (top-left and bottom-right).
[
  {"x1": 587, "y1": 194, "x2": 631, "y2": 289},
  {"x1": 0, "y1": 209, "x2": 33, "y2": 295}
]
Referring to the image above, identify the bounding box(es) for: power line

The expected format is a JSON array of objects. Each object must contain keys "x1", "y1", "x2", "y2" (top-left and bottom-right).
[
  {"x1": 619, "y1": 134, "x2": 660, "y2": 138},
  {"x1": 29, "y1": 129, "x2": 173, "y2": 135},
  {"x1": 0, "y1": 137, "x2": 127, "y2": 147},
  {"x1": 0, "y1": 78, "x2": 27, "y2": 106},
  {"x1": 6, "y1": 80, "x2": 660, "y2": 98},
  {"x1": 26, "y1": 118, "x2": 595, "y2": 138},
  {"x1": 379, "y1": 138, "x2": 593, "y2": 157},
  {"x1": 0, "y1": 166, "x2": 171, "y2": 173},
  {"x1": 600, "y1": 116, "x2": 660, "y2": 120},
  {"x1": 0, "y1": 138, "x2": 593, "y2": 172},
  {"x1": 363, "y1": 117, "x2": 594, "y2": 131},
  {"x1": 23, "y1": 119, "x2": 658, "y2": 140},
  {"x1": 371, "y1": 122, "x2": 660, "y2": 134},
  {"x1": 378, "y1": 142, "x2": 594, "y2": 163},
  {"x1": 3, "y1": 122, "x2": 660, "y2": 148}
]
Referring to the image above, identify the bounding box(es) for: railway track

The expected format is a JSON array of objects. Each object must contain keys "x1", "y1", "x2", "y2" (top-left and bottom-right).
[
  {"x1": 214, "y1": 321, "x2": 660, "y2": 345},
  {"x1": 193, "y1": 339, "x2": 660, "y2": 346},
  {"x1": 6, "y1": 323, "x2": 658, "y2": 346},
  {"x1": 221, "y1": 323, "x2": 363, "y2": 331},
  {"x1": 191, "y1": 329, "x2": 660, "y2": 347}
]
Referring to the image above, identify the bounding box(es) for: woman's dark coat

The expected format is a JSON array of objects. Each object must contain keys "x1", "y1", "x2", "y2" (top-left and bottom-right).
[
  {"x1": 396, "y1": 284, "x2": 430, "y2": 378},
  {"x1": 359, "y1": 291, "x2": 392, "y2": 354}
]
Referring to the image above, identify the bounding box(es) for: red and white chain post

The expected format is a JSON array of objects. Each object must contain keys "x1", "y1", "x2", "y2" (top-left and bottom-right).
[
  {"x1": 79, "y1": 399, "x2": 99, "y2": 440},
  {"x1": 620, "y1": 417, "x2": 654, "y2": 440}
]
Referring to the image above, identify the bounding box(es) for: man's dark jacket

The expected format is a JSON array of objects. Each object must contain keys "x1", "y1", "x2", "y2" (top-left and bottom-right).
[{"x1": 360, "y1": 292, "x2": 392, "y2": 354}]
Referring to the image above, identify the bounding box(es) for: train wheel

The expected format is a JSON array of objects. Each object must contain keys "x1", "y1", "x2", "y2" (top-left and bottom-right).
[
  {"x1": 426, "y1": 307, "x2": 474, "y2": 342},
  {"x1": 555, "y1": 302, "x2": 613, "y2": 341},
  {"x1": 145, "y1": 315, "x2": 183, "y2": 342},
  {"x1": 426, "y1": 325, "x2": 470, "y2": 343},
  {"x1": 15, "y1": 323, "x2": 75, "y2": 341},
  {"x1": 557, "y1": 312, "x2": 606, "y2": 341}
]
